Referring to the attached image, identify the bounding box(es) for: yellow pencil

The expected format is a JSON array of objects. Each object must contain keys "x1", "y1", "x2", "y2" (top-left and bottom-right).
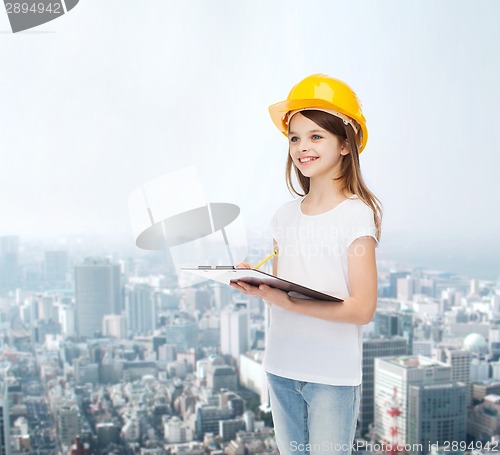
[{"x1": 254, "y1": 249, "x2": 278, "y2": 269}]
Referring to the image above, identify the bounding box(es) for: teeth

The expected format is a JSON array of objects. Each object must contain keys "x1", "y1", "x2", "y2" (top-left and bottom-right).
[{"x1": 299, "y1": 157, "x2": 318, "y2": 163}]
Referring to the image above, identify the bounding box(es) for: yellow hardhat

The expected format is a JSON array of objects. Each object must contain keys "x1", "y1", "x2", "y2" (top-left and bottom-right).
[{"x1": 268, "y1": 74, "x2": 368, "y2": 153}]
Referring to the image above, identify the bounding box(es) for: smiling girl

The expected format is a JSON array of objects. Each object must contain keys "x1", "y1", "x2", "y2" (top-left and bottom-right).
[{"x1": 231, "y1": 74, "x2": 382, "y2": 454}]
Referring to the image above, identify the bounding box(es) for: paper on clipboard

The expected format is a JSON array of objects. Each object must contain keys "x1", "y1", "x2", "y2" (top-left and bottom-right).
[{"x1": 181, "y1": 267, "x2": 343, "y2": 302}]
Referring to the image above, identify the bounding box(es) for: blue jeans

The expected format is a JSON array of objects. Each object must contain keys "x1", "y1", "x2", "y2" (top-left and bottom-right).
[{"x1": 266, "y1": 372, "x2": 360, "y2": 455}]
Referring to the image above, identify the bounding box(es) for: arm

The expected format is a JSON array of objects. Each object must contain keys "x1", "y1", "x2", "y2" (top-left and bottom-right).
[{"x1": 232, "y1": 236, "x2": 378, "y2": 325}]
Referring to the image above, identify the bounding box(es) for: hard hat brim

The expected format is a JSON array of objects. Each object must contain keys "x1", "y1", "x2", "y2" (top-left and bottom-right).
[{"x1": 268, "y1": 98, "x2": 368, "y2": 153}]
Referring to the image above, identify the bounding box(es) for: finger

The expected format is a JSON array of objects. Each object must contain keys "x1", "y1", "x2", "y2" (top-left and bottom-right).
[
  {"x1": 237, "y1": 281, "x2": 253, "y2": 292},
  {"x1": 230, "y1": 282, "x2": 248, "y2": 294},
  {"x1": 237, "y1": 281, "x2": 264, "y2": 297},
  {"x1": 239, "y1": 281, "x2": 261, "y2": 292}
]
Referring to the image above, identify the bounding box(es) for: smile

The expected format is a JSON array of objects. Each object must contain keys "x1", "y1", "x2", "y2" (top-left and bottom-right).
[{"x1": 298, "y1": 157, "x2": 319, "y2": 163}]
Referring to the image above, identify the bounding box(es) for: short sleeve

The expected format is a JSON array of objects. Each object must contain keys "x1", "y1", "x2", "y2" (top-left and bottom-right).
[{"x1": 344, "y1": 203, "x2": 379, "y2": 249}]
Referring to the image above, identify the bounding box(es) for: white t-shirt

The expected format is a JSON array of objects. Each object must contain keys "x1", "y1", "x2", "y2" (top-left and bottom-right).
[{"x1": 263, "y1": 195, "x2": 379, "y2": 386}]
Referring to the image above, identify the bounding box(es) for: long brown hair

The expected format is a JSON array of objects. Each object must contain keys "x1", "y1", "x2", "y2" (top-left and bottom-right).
[{"x1": 285, "y1": 110, "x2": 383, "y2": 242}]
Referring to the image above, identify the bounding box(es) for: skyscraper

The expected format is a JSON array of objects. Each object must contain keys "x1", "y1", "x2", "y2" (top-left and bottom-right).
[
  {"x1": 74, "y1": 258, "x2": 121, "y2": 338},
  {"x1": 125, "y1": 284, "x2": 156, "y2": 335},
  {"x1": 408, "y1": 383, "x2": 466, "y2": 450},
  {"x1": 58, "y1": 404, "x2": 81, "y2": 448},
  {"x1": 433, "y1": 346, "x2": 472, "y2": 406},
  {"x1": 360, "y1": 337, "x2": 408, "y2": 439},
  {"x1": 388, "y1": 271, "x2": 410, "y2": 298},
  {"x1": 0, "y1": 380, "x2": 10, "y2": 455},
  {"x1": 397, "y1": 276, "x2": 417, "y2": 301},
  {"x1": 220, "y1": 304, "x2": 249, "y2": 365},
  {"x1": 374, "y1": 355, "x2": 466, "y2": 450}
]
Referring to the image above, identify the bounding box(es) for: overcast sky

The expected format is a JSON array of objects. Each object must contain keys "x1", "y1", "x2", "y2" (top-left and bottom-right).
[{"x1": 1, "y1": 1, "x2": 499, "y2": 277}]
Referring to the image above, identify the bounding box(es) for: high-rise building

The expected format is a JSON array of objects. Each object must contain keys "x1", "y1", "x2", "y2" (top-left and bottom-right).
[
  {"x1": 397, "y1": 276, "x2": 417, "y2": 301},
  {"x1": 74, "y1": 258, "x2": 121, "y2": 338},
  {"x1": 59, "y1": 302, "x2": 76, "y2": 337},
  {"x1": 220, "y1": 305, "x2": 249, "y2": 365},
  {"x1": 0, "y1": 380, "x2": 10, "y2": 455},
  {"x1": 489, "y1": 319, "x2": 500, "y2": 361},
  {"x1": 470, "y1": 278, "x2": 480, "y2": 296},
  {"x1": 360, "y1": 337, "x2": 407, "y2": 439},
  {"x1": 0, "y1": 235, "x2": 19, "y2": 291},
  {"x1": 388, "y1": 271, "x2": 410, "y2": 298},
  {"x1": 408, "y1": 383, "x2": 466, "y2": 450},
  {"x1": 470, "y1": 357, "x2": 490, "y2": 382},
  {"x1": 239, "y1": 350, "x2": 269, "y2": 408},
  {"x1": 433, "y1": 346, "x2": 472, "y2": 406},
  {"x1": 374, "y1": 310, "x2": 414, "y2": 354},
  {"x1": 58, "y1": 404, "x2": 81, "y2": 447},
  {"x1": 125, "y1": 284, "x2": 156, "y2": 335},
  {"x1": 374, "y1": 355, "x2": 466, "y2": 450},
  {"x1": 36, "y1": 295, "x2": 57, "y2": 322}
]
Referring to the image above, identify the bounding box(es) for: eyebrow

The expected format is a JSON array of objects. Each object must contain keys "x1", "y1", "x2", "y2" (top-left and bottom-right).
[{"x1": 288, "y1": 129, "x2": 325, "y2": 135}]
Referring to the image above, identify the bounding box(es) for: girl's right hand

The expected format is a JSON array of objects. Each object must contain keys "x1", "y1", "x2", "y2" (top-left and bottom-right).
[{"x1": 232, "y1": 262, "x2": 273, "y2": 307}]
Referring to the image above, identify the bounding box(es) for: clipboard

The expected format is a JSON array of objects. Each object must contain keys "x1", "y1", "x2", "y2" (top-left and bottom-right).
[{"x1": 181, "y1": 266, "x2": 343, "y2": 302}]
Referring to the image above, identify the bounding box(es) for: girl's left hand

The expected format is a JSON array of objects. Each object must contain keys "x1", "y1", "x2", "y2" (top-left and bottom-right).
[{"x1": 229, "y1": 281, "x2": 291, "y2": 309}]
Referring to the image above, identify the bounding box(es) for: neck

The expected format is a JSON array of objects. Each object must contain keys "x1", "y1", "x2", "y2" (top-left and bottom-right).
[{"x1": 306, "y1": 173, "x2": 347, "y2": 203}]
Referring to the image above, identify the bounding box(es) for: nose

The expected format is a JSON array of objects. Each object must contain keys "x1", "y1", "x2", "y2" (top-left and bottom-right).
[{"x1": 297, "y1": 138, "x2": 311, "y2": 153}]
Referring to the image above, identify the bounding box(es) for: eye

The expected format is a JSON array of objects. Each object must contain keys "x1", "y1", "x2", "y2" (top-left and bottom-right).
[
  {"x1": 289, "y1": 136, "x2": 299, "y2": 143},
  {"x1": 312, "y1": 134, "x2": 322, "y2": 140}
]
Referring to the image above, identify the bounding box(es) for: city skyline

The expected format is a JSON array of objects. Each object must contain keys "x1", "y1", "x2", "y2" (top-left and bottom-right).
[{"x1": 1, "y1": 234, "x2": 500, "y2": 452}]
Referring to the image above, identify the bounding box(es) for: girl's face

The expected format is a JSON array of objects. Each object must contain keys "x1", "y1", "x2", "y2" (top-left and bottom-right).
[{"x1": 288, "y1": 113, "x2": 349, "y2": 180}]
